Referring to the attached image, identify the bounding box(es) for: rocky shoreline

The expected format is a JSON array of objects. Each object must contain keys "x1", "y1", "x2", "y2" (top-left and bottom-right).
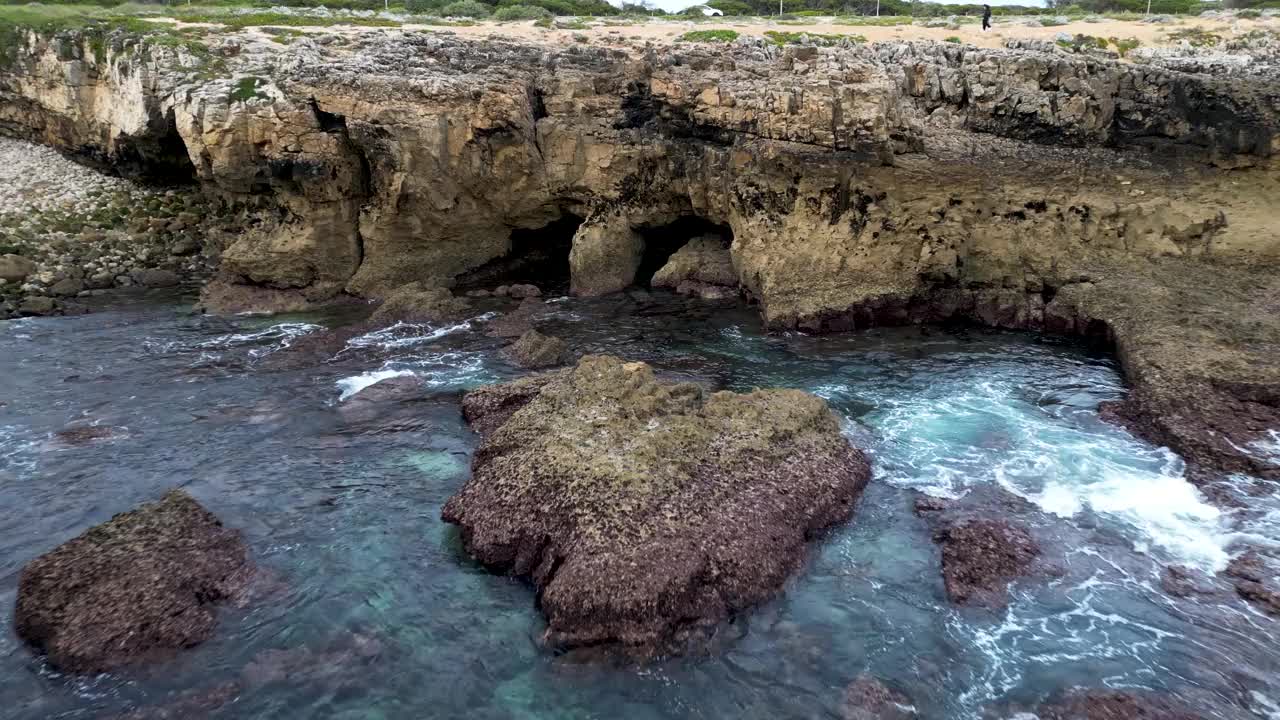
[
  {"x1": 1, "y1": 20, "x2": 1278, "y2": 717},
  {"x1": 0, "y1": 138, "x2": 254, "y2": 319}
]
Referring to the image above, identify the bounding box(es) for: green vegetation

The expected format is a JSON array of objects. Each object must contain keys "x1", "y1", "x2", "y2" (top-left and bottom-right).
[
  {"x1": 763, "y1": 29, "x2": 865, "y2": 45},
  {"x1": 439, "y1": 0, "x2": 490, "y2": 16},
  {"x1": 1166, "y1": 25, "x2": 1222, "y2": 45},
  {"x1": 943, "y1": 34, "x2": 961, "y2": 42},
  {"x1": 1056, "y1": 32, "x2": 1109, "y2": 51},
  {"x1": 228, "y1": 75, "x2": 266, "y2": 102},
  {"x1": 492, "y1": 3, "x2": 551, "y2": 20},
  {"x1": 1108, "y1": 35, "x2": 1140, "y2": 55},
  {"x1": 677, "y1": 28, "x2": 738, "y2": 42},
  {"x1": 261, "y1": 25, "x2": 306, "y2": 42},
  {"x1": 554, "y1": 17, "x2": 587, "y2": 27}
]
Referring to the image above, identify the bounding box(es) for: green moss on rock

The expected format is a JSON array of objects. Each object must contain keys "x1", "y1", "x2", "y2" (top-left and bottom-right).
[{"x1": 444, "y1": 355, "x2": 871, "y2": 656}]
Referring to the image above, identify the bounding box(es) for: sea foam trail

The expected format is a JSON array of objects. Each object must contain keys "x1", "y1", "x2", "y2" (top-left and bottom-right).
[
  {"x1": 195, "y1": 322, "x2": 323, "y2": 358},
  {"x1": 336, "y1": 369, "x2": 418, "y2": 401},
  {"x1": 867, "y1": 373, "x2": 1234, "y2": 572},
  {"x1": 344, "y1": 314, "x2": 496, "y2": 351},
  {"x1": 335, "y1": 352, "x2": 496, "y2": 402}
]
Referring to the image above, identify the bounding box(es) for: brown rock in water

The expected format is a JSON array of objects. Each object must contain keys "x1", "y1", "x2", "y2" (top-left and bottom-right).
[
  {"x1": 370, "y1": 282, "x2": 471, "y2": 324},
  {"x1": 1036, "y1": 689, "x2": 1204, "y2": 720},
  {"x1": 652, "y1": 236, "x2": 737, "y2": 289},
  {"x1": 443, "y1": 355, "x2": 871, "y2": 657},
  {"x1": 15, "y1": 490, "x2": 251, "y2": 673},
  {"x1": 503, "y1": 329, "x2": 569, "y2": 369},
  {"x1": 933, "y1": 518, "x2": 1038, "y2": 608},
  {"x1": 1225, "y1": 549, "x2": 1280, "y2": 616},
  {"x1": 459, "y1": 374, "x2": 556, "y2": 436},
  {"x1": 840, "y1": 674, "x2": 916, "y2": 720},
  {"x1": 506, "y1": 283, "x2": 542, "y2": 299},
  {"x1": 484, "y1": 298, "x2": 542, "y2": 338}
]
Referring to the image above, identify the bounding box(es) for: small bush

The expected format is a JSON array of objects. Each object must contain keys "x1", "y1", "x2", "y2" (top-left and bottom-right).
[
  {"x1": 533, "y1": 14, "x2": 552, "y2": 26},
  {"x1": 943, "y1": 34, "x2": 961, "y2": 42},
  {"x1": 763, "y1": 30, "x2": 863, "y2": 45},
  {"x1": 405, "y1": 0, "x2": 443, "y2": 12},
  {"x1": 493, "y1": 4, "x2": 552, "y2": 20},
  {"x1": 1038, "y1": 15, "x2": 1069, "y2": 26},
  {"x1": 1237, "y1": 8, "x2": 1262, "y2": 18},
  {"x1": 1056, "y1": 32, "x2": 1108, "y2": 52},
  {"x1": 1167, "y1": 25, "x2": 1221, "y2": 46},
  {"x1": 677, "y1": 29, "x2": 738, "y2": 42},
  {"x1": 440, "y1": 0, "x2": 489, "y2": 17},
  {"x1": 1108, "y1": 36, "x2": 1140, "y2": 56}
]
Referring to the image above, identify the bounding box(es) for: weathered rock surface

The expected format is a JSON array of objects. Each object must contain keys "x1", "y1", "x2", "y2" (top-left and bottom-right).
[
  {"x1": 369, "y1": 283, "x2": 471, "y2": 325},
  {"x1": 651, "y1": 236, "x2": 736, "y2": 290},
  {"x1": 503, "y1": 329, "x2": 569, "y2": 369},
  {"x1": 0, "y1": 253, "x2": 36, "y2": 282},
  {"x1": 932, "y1": 518, "x2": 1039, "y2": 608},
  {"x1": 2, "y1": 28, "x2": 1278, "y2": 485},
  {"x1": 14, "y1": 490, "x2": 251, "y2": 673},
  {"x1": 484, "y1": 298, "x2": 543, "y2": 338},
  {"x1": 443, "y1": 355, "x2": 871, "y2": 656}
]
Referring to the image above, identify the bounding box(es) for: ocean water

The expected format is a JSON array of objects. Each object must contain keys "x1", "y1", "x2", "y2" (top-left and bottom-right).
[{"x1": 0, "y1": 290, "x2": 1275, "y2": 719}]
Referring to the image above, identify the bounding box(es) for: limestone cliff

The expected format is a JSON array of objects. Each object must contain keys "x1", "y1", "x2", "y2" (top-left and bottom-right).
[{"x1": 1, "y1": 26, "x2": 1278, "y2": 481}]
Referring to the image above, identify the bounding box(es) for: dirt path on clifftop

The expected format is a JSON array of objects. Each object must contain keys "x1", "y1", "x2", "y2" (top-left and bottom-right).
[{"x1": 417, "y1": 16, "x2": 1264, "y2": 52}]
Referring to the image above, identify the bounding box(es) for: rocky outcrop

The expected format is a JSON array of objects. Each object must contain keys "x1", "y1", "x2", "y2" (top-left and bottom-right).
[
  {"x1": 14, "y1": 490, "x2": 251, "y2": 673},
  {"x1": 933, "y1": 518, "x2": 1040, "y2": 608},
  {"x1": 1225, "y1": 549, "x2": 1280, "y2": 616},
  {"x1": 2, "y1": 27, "x2": 1278, "y2": 483},
  {"x1": 651, "y1": 236, "x2": 736, "y2": 290},
  {"x1": 369, "y1": 283, "x2": 471, "y2": 324},
  {"x1": 443, "y1": 355, "x2": 871, "y2": 657},
  {"x1": 1035, "y1": 689, "x2": 1204, "y2": 720},
  {"x1": 503, "y1": 329, "x2": 569, "y2": 369}
]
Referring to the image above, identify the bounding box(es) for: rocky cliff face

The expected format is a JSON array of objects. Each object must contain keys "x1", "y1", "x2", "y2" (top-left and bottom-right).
[{"x1": 2, "y1": 26, "x2": 1278, "y2": 480}]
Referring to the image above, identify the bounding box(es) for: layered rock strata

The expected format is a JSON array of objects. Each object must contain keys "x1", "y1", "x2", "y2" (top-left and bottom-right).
[{"x1": 2, "y1": 28, "x2": 1278, "y2": 481}]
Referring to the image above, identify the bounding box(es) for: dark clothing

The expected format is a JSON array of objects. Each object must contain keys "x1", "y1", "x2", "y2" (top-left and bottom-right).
[{"x1": 982, "y1": 6, "x2": 991, "y2": 30}]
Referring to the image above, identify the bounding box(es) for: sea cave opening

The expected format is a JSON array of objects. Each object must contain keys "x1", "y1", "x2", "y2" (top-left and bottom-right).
[
  {"x1": 634, "y1": 215, "x2": 734, "y2": 288},
  {"x1": 454, "y1": 212, "x2": 584, "y2": 295}
]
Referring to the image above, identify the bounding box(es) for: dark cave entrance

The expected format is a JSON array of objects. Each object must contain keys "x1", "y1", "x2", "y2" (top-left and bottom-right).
[
  {"x1": 454, "y1": 213, "x2": 584, "y2": 295},
  {"x1": 115, "y1": 109, "x2": 198, "y2": 186},
  {"x1": 634, "y1": 216, "x2": 733, "y2": 288}
]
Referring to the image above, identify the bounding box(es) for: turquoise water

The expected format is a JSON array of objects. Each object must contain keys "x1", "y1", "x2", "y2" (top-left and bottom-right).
[{"x1": 0, "y1": 291, "x2": 1276, "y2": 719}]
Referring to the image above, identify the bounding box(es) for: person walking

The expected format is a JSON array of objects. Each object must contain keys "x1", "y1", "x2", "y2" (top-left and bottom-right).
[{"x1": 982, "y1": 4, "x2": 992, "y2": 31}]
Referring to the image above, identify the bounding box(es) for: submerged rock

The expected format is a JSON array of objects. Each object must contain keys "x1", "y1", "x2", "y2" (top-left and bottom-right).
[
  {"x1": 503, "y1": 329, "x2": 569, "y2": 369},
  {"x1": 932, "y1": 518, "x2": 1039, "y2": 608},
  {"x1": 840, "y1": 674, "x2": 917, "y2": 720},
  {"x1": 15, "y1": 490, "x2": 251, "y2": 673},
  {"x1": 370, "y1": 282, "x2": 471, "y2": 324},
  {"x1": 1036, "y1": 689, "x2": 1205, "y2": 720},
  {"x1": 443, "y1": 355, "x2": 871, "y2": 657},
  {"x1": 1225, "y1": 549, "x2": 1280, "y2": 616}
]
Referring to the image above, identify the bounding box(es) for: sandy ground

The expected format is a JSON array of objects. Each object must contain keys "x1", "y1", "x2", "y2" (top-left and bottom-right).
[{"x1": 430, "y1": 15, "x2": 1273, "y2": 50}]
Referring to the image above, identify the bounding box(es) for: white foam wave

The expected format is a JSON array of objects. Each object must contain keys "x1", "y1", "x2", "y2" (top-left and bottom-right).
[
  {"x1": 344, "y1": 314, "x2": 495, "y2": 351},
  {"x1": 197, "y1": 322, "x2": 322, "y2": 358},
  {"x1": 869, "y1": 375, "x2": 1235, "y2": 572},
  {"x1": 336, "y1": 368, "x2": 418, "y2": 401},
  {"x1": 335, "y1": 352, "x2": 496, "y2": 401}
]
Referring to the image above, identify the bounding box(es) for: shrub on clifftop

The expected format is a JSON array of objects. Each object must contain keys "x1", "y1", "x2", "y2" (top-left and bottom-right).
[
  {"x1": 440, "y1": 0, "x2": 490, "y2": 16},
  {"x1": 493, "y1": 4, "x2": 552, "y2": 20}
]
